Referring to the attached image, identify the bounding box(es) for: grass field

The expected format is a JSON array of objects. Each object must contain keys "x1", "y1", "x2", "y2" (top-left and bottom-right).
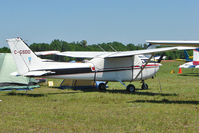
[{"x1": 0, "y1": 61, "x2": 199, "y2": 133}]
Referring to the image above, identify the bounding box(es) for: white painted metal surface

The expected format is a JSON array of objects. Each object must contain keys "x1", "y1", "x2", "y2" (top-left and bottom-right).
[{"x1": 6, "y1": 37, "x2": 195, "y2": 83}]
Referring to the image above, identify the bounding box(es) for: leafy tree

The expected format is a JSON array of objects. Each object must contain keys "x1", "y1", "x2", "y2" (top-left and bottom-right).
[
  {"x1": 0, "y1": 47, "x2": 10, "y2": 53},
  {"x1": 50, "y1": 39, "x2": 63, "y2": 51},
  {"x1": 30, "y1": 43, "x2": 50, "y2": 52},
  {"x1": 80, "y1": 40, "x2": 87, "y2": 47}
]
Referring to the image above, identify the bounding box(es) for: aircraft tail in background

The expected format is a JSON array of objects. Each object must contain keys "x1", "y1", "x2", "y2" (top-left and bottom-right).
[
  {"x1": 193, "y1": 48, "x2": 199, "y2": 65},
  {"x1": 184, "y1": 50, "x2": 193, "y2": 62}
]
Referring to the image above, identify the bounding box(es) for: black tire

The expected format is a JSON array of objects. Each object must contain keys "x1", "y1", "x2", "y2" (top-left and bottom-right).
[
  {"x1": 98, "y1": 83, "x2": 106, "y2": 91},
  {"x1": 141, "y1": 83, "x2": 148, "y2": 90},
  {"x1": 126, "y1": 84, "x2": 136, "y2": 93}
]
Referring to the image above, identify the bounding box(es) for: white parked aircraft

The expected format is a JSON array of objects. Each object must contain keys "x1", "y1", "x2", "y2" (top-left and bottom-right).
[
  {"x1": 7, "y1": 38, "x2": 199, "y2": 93},
  {"x1": 179, "y1": 62, "x2": 195, "y2": 68}
]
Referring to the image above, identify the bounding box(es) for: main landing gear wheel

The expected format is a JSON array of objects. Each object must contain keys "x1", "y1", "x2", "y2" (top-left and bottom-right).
[
  {"x1": 98, "y1": 83, "x2": 106, "y2": 91},
  {"x1": 141, "y1": 83, "x2": 148, "y2": 90},
  {"x1": 126, "y1": 84, "x2": 136, "y2": 93}
]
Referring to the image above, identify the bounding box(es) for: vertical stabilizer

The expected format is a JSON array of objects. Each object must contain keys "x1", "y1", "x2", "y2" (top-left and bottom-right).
[
  {"x1": 193, "y1": 48, "x2": 199, "y2": 65},
  {"x1": 7, "y1": 38, "x2": 43, "y2": 75},
  {"x1": 184, "y1": 50, "x2": 191, "y2": 61}
]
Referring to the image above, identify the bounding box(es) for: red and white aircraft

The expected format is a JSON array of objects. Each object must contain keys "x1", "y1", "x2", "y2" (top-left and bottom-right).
[
  {"x1": 7, "y1": 38, "x2": 199, "y2": 92},
  {"x1": 178, "y1": 49, "x2": 199, "y2": 68}
]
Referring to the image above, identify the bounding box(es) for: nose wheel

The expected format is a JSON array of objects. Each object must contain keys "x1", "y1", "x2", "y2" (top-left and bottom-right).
[{"x1": 141, "y1": 81, "x2": 148, "y2": 90}]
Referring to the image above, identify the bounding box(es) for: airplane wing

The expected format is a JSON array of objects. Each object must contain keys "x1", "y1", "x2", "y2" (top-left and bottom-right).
[
  {"x1": 34, "y1": 46, "x2": 196, "y2": 59},
  {"x1": 37, "y1": 47, "x2": 195, "y2": 59},
  {"x1": 35, "y1": 51, "x2": 112, "y2": 58},
  {"x1": 146, "y1": 40, "x2": 199, "y2": 47},
  {"x1": 56, "y1": 51, "x2": 111, "y2": 58},
  {"x1": 102, "y1": 47, "x2": 194, "y2": 58}
]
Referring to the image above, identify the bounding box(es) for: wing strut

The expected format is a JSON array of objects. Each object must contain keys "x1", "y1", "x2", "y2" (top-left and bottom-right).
[{"x1": 134, "y1": 54, "x2": 154, "y2": 80}]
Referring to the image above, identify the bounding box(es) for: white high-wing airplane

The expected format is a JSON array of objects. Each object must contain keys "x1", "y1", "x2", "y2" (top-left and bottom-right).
[
  {"x1": 179, "y1": 61, "x2": 195, "y2": 68},
  {"x1": 7, "y1": 38, "x2": 199, "y2": 93}
]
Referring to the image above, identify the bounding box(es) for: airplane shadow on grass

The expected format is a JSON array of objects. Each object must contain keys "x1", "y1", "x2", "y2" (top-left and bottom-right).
[
  {"x1": 5, "y1": 87, "x2": 177, "y2": 97},
  {"x1": 179, "y1": 72, "x2": 199, "y2": 77},
  {"x1": 75, "y1": 88, "x2": 178, "y2": 96},
  {"x1": 130, "y1": 99, "x2": 199, "y2": 105},
  {"x1": 6, "y1": 91, "x2": 80, "y2": 97}
]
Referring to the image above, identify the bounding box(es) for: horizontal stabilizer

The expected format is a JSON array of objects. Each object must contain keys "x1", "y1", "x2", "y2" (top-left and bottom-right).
[{"x1": 24, "y1": 71, "x2": 55, "y2": 77}]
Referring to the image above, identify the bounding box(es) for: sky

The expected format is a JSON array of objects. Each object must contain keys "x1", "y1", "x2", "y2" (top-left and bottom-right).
[{"x1": 0, "y1": 0, "x2": 199, "y2": 47}]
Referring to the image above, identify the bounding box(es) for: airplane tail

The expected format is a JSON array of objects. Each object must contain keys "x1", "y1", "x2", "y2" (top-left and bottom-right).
[
  {"x1": 193, "y1": 48, "x2": 199, "y2": 65},
  {"x1": 184, "y1": 50, "x2": 190, "y2": 61},
  {"x1": 7, "y1": 38, "x2": 43, "y2": 75}
]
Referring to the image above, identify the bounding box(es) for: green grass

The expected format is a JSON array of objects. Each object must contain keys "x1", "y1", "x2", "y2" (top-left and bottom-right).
[{"x1": 0, "y1": 61, "x2": 199, "y2": 133}]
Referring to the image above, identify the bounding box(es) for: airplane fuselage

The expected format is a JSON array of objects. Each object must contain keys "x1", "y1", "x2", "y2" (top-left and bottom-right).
[{"x1": 39, "y1": 56, "x2": 160, "y2": 82}]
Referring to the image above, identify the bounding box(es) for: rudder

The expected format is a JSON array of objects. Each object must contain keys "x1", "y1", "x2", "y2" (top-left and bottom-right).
[{"x1": 193, "y1": 48, "x2": 199, "y2": 65}]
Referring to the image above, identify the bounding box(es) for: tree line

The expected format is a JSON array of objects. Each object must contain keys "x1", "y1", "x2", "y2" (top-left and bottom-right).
[{"x1": 0, "y1": 39, "x2": 192, "y2": 61}]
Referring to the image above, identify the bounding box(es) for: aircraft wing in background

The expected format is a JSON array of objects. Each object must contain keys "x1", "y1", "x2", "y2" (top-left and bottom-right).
[
  {"x1": 35, "y1": 51, "x2": 60, "y2": 55},
  {"x1": 146, "y1": 40, "x2": 199, "y2": 47}
]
